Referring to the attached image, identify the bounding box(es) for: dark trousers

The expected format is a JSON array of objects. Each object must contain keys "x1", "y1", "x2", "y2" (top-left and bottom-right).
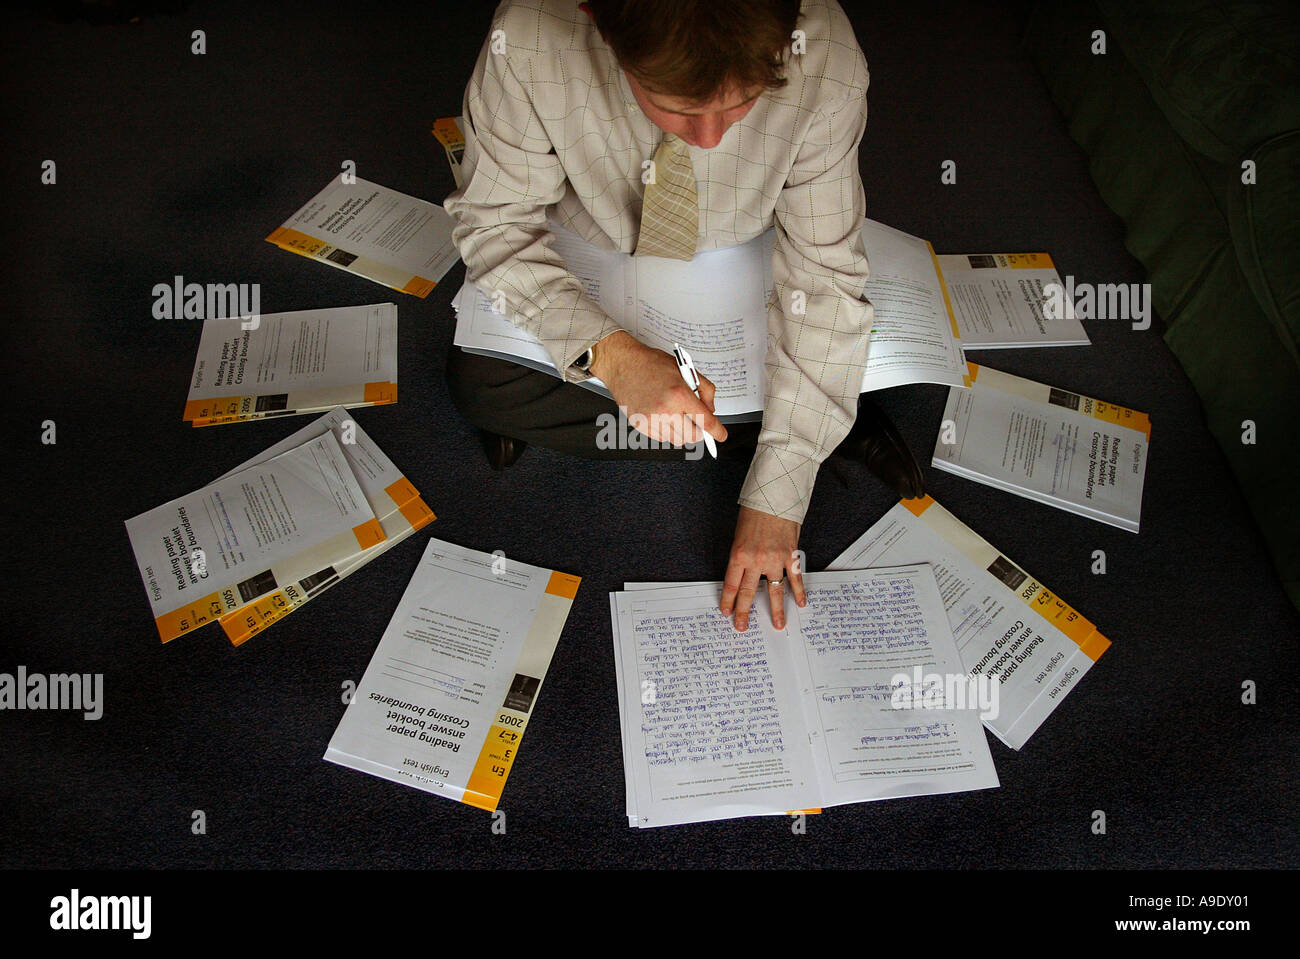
[{"x1": 445, "y1": 347, "x2": 762, "y2": 462}]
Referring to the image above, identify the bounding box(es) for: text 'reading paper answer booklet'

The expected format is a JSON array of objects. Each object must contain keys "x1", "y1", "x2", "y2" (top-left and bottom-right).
[
  {"x1": 125, "y1": 431, "x2": 385, "y2": 643},
  {"x1": 212, "y1": 407, "x2": 436, "y2": 647},
  {"x1": 326, "y1": 538, "x2": 581, "y2": 812},
  {"x1": 453, "y1": 218, "x2": 973, "y2": 423},
  {"x1": 933, "y1": 363, "x2": 1151, "y2": 533},
  {"x1": 267, "y1": 176, "x2": 462, "y2": 298},
  {"x1": 934, "y1": 252, "x2": 1088, "y2": 349},
  {"x1": 184, "y1": 303, "x2": 398, "y2": 426},
  {"x1": 829, "y1": 496, "x2": 1110, "y2": 750},
  {"x1": 611, "y1": 566, "x2": 999, "y2": 828}
]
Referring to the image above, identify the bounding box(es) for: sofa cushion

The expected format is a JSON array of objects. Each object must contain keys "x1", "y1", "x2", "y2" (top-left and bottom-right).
[
  {"x1": 1226, "y1": 129, "x2": 1300, "y2": 367},
  {"x1": 1097, "y1": 0, "x2": 1300, "y2": 164}
]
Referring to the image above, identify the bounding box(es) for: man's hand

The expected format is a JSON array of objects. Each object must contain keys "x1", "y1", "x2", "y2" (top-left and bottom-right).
[
  {"x1": 590, "y1": 331, "x2": 728, "y2": 448},
  {"x1": 721, "y1": 505, "x2": 807, "y2": 631}
]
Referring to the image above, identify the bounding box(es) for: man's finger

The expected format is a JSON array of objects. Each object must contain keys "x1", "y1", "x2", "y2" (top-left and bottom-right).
[
  {"x1": 690, "y1": 405, "x2": 728, "y2": 444},
  {"x1": 720, "y1": 560, "x2": 746, "y2": 616},
  {"x1": 767, "y1": 578, "x2": 787, "y2": 629},
  {"x1": 697, "y1": 374, "x2": 717, "y2": 413},
  {"x1": 733, "y1": 568, "x2": 762, "y2": 631},
  {"x1": 788, "y1": 561, "x2": 807, "y2": 608},
  {"x1": 679, "y1": 411, "x2": 702, "y2": 445}
]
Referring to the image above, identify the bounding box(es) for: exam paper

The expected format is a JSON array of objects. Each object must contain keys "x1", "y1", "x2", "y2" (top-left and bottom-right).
[
  {"x1": 829, "y1": 496, "x2": 1110, "y2": 749},
  {"x1": 933, "y1": 364, "x2": 1150, "y2": 532},
  {"x1": 325, "y1": 538, "x2": 580, "y2": 811},
  {"x1": 268, "y1": 177, "x2": 461, "y2": 298},
  {"x1": 612, "y1": 584, "x2": 817, "y2": 827},
  {"x1": 185, "y1": 303, "x2": 398, "y2": 425},
  {"x1": 936, "y1": 253, "x2": 1089, "y2": 349}
]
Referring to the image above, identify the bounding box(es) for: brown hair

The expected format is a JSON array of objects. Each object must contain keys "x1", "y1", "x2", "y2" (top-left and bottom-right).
[{"x1": 585, "y1": 0, "x2": 803, "y2": 102}]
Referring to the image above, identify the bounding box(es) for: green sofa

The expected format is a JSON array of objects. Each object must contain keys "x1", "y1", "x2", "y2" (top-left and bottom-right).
[{"x1": 1026, "y1": 0, "x2": 1300, "y2": 610}]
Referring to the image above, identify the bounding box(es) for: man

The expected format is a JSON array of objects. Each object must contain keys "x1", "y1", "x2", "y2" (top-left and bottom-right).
[{"x1": 444, "y1": 0, "x2": 924, "y2": 632}]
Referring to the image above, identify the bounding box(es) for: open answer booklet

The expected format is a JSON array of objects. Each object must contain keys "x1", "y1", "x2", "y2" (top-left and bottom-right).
[
  {"x1": 454, "y1": 218, "x2": 970, "y2": 422},
  {"x1": 268, "y1": 176, "x2": 461, "y2": 298},
  {"x1": 933, "y1": 363, "x2": 1151, "y2": 532},
  {"x1": 184, "y1": 303, "x2": 398, "y2": 426},
  {"x1": 611, "y1": 566, "x2": 999, "y2": 828},
  {"x1": 452, "y1": 220, "x2": 1087, "y2": 421},
  {"x1": 326, "y1": 538, "x2": 581, "y2": 812}
]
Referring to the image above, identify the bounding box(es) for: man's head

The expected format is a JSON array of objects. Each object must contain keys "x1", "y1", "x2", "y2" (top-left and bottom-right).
[{"x1": 584, "y1": 0, "x2": 802, "y2": 149}]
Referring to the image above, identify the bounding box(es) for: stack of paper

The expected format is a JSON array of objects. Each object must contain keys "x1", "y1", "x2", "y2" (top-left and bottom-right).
[
  {"x1": 325, "y1": 538, "x2": 580, "y2": 812},
  {"x1": 214, "y1": 408, "x2": 436, "y2": 646},
  {"x1": 607, "y1": 495, "x2": 1115, "y2": 827},
  {"x1": 126, "y1": 407, "x2": 433, "y2": 644},
  {"x1": 610, "y1": 566, "x2": 998, "y2": 828},
  {"x1": 829, "y1": 495, "x2": 1110, "y2": 750},
  {"x1": 184, "y1": 303, "x2": 398, "y2": 426}
]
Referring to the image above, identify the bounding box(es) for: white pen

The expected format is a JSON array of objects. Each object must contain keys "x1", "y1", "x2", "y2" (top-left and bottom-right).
[{"x1": 672, "y1": 343, "x2": 718, "y2": 459}]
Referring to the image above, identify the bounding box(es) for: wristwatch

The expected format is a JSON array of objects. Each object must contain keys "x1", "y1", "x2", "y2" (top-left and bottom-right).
[{"x1": 574, "y1": 343, "x2": 596, "y2": 373}]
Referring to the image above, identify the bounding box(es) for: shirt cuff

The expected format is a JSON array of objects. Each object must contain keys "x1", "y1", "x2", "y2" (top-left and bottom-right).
[
  {"x1": 548, "y1": 306, "x2": 625, "y2": 385},
  {"x1": 738, "y1": 443, "x2": 821, "y2": 524}
]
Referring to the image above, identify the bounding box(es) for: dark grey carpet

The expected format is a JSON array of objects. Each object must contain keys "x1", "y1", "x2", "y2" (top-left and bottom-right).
[{"x1": 1, "y1": 0, "x2": 1296, "y2": 869}]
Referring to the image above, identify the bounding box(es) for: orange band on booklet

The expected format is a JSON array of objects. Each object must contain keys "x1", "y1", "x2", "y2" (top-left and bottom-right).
[
  {"x1": 901, "y1": 495, "x2": 934, "y2": 517},
  {"x1": 398, "y1": 497, "x2": 436, "y2": 530},
  {"x1": 1078, "y1": 630, "x2": 1110, "y2": 662},
  {"x1": 364, "y1": 381, "x2": 398, "y2": 405},
  {"x1": 352, "y1": 518, "x2": 386, "y2": 549},
  {"x1": 184, "y1": 396, "x2": 249, "y2": 420},
  {"x1": 1091, "y1": 400, "x2": 1152, "y2": 440},
  {"x1": 545, "y1": 570, "x2": 581, "y2": 600},
  {"x1": 384, "y1": 476, "x2": 420, "y2": 508},
  {"x1": 1021, "y1": 584, "x2": 1110, "y2": 662},
  {"x1": 967, "y1": 361, "x2": 980, "y2": 382},
  {"x1": 399, "y1": 275, "x2": 436, "y2": 298},
  {"x1": 997, "y1": 252, "x2": 1054, "y2": 269},
  {"x1": 431, "y1": 117, "x2": 465, "y2": 150},
  {"x1": 462, "y1": 717, "x2": 530, "y2": 812},
  {"x1": 266, "y1": 226, "x2": 327, "y2": 254},
  {"x1": 222, "y1": 590, "x2": 294, "y2": 647},
  {"x1": 155, "y1": 589, "x2": 227, "y2": 643}
]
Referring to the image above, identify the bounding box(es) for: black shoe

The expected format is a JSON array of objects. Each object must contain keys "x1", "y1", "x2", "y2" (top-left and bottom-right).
[
  {"x1": 832, "y1": 397, "x2": 925, "y2": 499},
  {"x1": 482, "y1": 432, "x2": 527, "y2": 470}
]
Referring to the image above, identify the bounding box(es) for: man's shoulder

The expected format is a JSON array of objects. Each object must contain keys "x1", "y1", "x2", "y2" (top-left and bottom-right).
[
  {"x1": 775, "y1": 0, "x2": 870, "y2": 109},
  {"x1": 488, "y1": 0, "x2": 599, "y2": 58}
]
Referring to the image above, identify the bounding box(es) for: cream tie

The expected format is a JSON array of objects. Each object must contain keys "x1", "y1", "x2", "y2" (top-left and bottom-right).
[{"x1": 635, "y1": 134, "x2": 698, "y2": 260}]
